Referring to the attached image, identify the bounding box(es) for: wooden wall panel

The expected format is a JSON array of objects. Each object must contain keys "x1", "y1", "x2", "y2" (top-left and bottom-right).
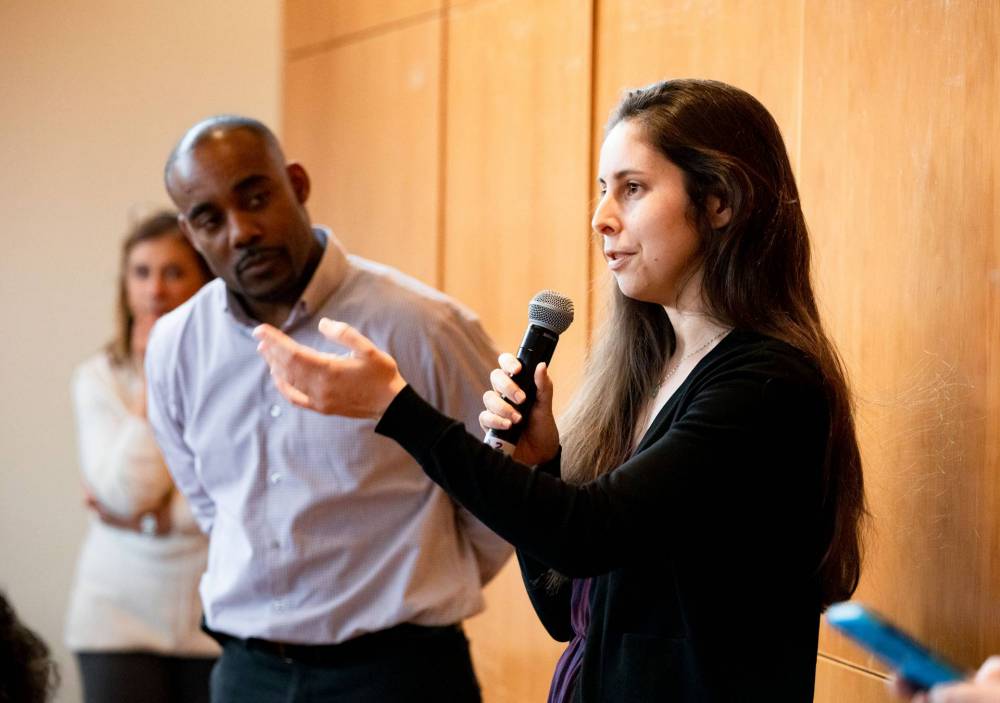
[
  {"x1": 800, "y1": 0, "x2": 1000, "y2": 675},
  {"x1": 283, "y1": 18, "x2": 442, "y2": 286},
  {"x1": 285, "y1": 0, "x2": 442, "y2": 53},
  {"x1": 281, "y1": 2, "x2": 998, "y2": 700},
  {"x1": 814, "y1": 656, "x2": 893, "y2": 703},
  {"x1": 443, "y1": 1, "x2": 594, "y2": 701},
  {"x1": 443, "y1": 0, "x2": 593, "y2": 394}
]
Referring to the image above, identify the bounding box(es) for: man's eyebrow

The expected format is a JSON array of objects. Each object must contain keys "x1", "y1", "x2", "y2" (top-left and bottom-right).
[{"x1": 234, "y1": 174, "x2": 271, "y2": 193}]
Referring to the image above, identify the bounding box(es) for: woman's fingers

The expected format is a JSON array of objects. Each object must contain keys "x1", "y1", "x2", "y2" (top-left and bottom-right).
[
  {"x1": 497, "y1": 352, "x2": 521, "y2": 376},
  {"x1": 490, "y1": 368, "x2": 526, "y2": 404},
  {"x1": 482, "y1": 389, "x2": 521, "y2": 424}
]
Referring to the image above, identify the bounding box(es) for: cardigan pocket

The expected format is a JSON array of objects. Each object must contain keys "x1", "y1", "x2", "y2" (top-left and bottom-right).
[{"x1": 616, "y1": 633, "x2": 698, "y2": 702}]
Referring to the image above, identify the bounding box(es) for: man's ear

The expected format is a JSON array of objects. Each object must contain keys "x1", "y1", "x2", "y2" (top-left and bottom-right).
[
  {"x1": 287, "y1": 163, "x2": 311, "y2": 205},
  {"x1": 706, "y1": 194, "x2": 732, "y2": 230}
]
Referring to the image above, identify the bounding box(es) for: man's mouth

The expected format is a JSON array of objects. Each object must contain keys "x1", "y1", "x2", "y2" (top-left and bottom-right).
[{"x1": 237, "y1": 249, "x2": 281, "y2": 275}]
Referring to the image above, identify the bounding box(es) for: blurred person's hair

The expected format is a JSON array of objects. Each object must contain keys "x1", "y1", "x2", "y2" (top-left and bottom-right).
[{"x1": 0, "y1": 591, "x2": 58, "y2": 703}]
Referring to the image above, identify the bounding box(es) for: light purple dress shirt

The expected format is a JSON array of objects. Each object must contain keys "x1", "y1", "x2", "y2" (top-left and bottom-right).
[{"x1": 145, "y1": 229, "x2": 511, "y2": 644}]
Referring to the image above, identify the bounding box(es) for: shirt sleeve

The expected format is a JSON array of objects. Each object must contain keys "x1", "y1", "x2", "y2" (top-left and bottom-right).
[
  {"x1": 376, "y1": 359, "x2": 827, "y2": 578},
  {"x1": 145, "y1": 327, "x2": 216, "y2": 534},
  {"x1": 416, "y1": 306, "x2": 514, "y2": 585},
  {"x1": 71, "y1": 357, "x2": 173, "y2": 517}
]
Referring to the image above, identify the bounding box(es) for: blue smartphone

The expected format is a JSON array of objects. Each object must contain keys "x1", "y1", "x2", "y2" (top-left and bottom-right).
[{"x1": 826, "y1": 602, "x2": 965, "y2": 691}]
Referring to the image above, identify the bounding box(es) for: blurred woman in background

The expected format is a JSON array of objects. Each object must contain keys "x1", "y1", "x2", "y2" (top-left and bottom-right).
[{"x1": 65, "y1": 211, "x2": 217, "y2": 703}]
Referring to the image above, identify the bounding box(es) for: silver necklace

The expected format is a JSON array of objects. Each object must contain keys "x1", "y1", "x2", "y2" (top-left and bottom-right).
[{"x1": 655, "y1": 328, "x2": 729, "y2": 393}]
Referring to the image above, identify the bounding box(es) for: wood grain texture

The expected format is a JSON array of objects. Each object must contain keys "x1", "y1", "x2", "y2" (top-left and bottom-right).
[
  {"x1": 800, "y1": 0, "x2": 1000, "y2": 675},
  {"x1": 443, "y1": 1, "x2": 593, "y2": 700},
  {"x1": 285, "y1": 0, "x2": 442, "y2": 53},
  {"x1": 281, "y1": 1, "x2": 999, "y2": 699},
  {"x1": 283, "y1": 17, "x2": 442, "y2": 286},
  {"x1": 443, "y1": 0, "x2": 593, "y2": 400},
  {"x1": 814, "y1": 655, "x2": 894, "y2": 703}
]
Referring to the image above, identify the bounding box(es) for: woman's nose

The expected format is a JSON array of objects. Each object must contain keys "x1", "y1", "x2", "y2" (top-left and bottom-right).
[{"x1": 591, "y1": 196, "x2": 620, "y2": 236}]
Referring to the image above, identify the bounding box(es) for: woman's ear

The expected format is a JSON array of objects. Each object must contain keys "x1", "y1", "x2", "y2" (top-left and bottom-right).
[{"x1": 706, "y1": 194, "x2": 732, "y2": 229}]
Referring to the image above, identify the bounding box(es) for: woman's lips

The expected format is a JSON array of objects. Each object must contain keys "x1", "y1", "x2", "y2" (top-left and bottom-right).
[{"x1": 605, "y1": 250, "x2": 634, "y2": 271}]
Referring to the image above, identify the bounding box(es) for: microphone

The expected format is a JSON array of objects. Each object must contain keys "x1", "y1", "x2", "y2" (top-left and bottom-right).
[{"x1": 484, "y1": 290, "x2": 574, "y2": 455}]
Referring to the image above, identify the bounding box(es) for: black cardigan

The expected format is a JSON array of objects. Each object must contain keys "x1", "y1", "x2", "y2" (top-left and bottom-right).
[{"x1": 377, "y1": 330, "x2": 831, "y2": 702}]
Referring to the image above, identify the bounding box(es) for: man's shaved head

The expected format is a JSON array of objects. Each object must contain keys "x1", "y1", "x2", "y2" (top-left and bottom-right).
[
  {"x1": 162, "y1": 115, "x2": 320, "y2": 326},
  {"x1": 164, "y1": 115, "x2": 284, "y2": 189}
]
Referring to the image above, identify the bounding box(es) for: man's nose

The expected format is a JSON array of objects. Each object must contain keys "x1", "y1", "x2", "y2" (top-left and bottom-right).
[{"x1": 229, "y1": 212, "x2": 262, "y2": 248}]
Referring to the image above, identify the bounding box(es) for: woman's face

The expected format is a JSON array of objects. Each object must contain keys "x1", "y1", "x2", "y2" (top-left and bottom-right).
[
  {"x1": 592, "y1": 120, "x2": 702, "y2": 307},
  {"x1": 125, "y1": 233, "x2": 206, "y2": 321}
]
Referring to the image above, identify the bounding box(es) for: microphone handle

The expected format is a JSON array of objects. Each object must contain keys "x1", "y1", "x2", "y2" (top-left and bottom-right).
[{"x1": 484, "y1": 324, "x2": 559, "y2": 455}]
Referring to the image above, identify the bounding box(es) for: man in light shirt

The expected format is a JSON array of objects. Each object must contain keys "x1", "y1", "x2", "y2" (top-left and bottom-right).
[{"x1": 146, "y1": 115, "x2": 510, "y2": 702}]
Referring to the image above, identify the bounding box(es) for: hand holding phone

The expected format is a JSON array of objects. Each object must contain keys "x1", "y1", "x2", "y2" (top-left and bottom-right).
[{"x1": 826, "y1": 602, "x2": 966, "y2": 692}]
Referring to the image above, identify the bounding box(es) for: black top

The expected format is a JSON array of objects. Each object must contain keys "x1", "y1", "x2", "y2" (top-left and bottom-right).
[{"x1": 377, "y1": 330, "x2": 831, "y2": 702}]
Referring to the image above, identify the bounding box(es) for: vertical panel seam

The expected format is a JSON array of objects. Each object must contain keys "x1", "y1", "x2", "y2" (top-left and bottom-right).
[
  {"x1": 437, "y1": 2, "x2": 450, "y2": 292},
  {"x1": 796, "y1": 0, "x2": 805, "y2": 172},
  {"x1": 586, "y1": 0, "x2": 599, "y2": 344}
]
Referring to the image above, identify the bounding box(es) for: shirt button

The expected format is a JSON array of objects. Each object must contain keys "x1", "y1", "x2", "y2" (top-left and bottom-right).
[
  {"x1": 269, "y1": 472, "x2": 283, "y2": 485},
  {"x1": 269, "y1": 404, "x2": 282, "y2": 418}
]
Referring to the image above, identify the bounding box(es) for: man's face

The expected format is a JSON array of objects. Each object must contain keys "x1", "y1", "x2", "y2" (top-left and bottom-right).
[{"x1": 167, "y1": 129, "x2": 316, "y2": 305}]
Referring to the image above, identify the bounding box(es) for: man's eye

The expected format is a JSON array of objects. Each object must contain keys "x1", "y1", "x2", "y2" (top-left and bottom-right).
[
  {"x1": 197, "y1": 216, "x2": 220, "y2": 231},
  {"x1": 248, "y1": 192, "x2": 269, "y2": 208}
]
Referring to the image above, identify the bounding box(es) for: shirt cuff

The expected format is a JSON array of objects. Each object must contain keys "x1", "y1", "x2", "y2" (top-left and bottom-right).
[{"x1": 375, "y1": 384, "x2": 460, "y2": 459}]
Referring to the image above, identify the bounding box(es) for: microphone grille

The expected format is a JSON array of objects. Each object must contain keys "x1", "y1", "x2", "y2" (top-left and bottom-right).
[{"x1": 528, "y1": 290, "x2": 575, "y2": 334}]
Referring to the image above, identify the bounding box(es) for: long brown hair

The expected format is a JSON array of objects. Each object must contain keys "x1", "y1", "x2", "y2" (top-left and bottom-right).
[
  {"x1": 560, "y1": 79, "x2": 865, "y2": 606},
  {"x1": 105, "y1": 210, "x2": 213, "y2": 366}
]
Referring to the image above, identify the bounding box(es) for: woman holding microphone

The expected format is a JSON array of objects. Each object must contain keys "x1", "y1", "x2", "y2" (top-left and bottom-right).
[{"x1": 255, "y1": 79, "x2": 866, "y2": 701}]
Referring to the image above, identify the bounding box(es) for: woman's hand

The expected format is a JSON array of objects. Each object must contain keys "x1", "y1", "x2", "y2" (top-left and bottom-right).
[
  {"x1": 891, "y1": 657, "x2": 1000, "y2": 702},
  {"x1": 83, "y1": 485, "x2": 172, "y2": 536},
  {"x1": 253, "y1": 318, "x2": 407, "y2": 419},
  {"x1": 480, "y1": 353, "x2": 560, "y2": 466}
]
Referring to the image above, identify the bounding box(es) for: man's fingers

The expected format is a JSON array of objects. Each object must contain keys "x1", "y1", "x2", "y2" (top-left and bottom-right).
[
  {"x1": 318, "y1": 318, "x2": 376, "y2": 356},
  {"x1": 253, "y1": 323, "x2": 300, "y2": 367},
  {"x1": 273, "y1": 375, "x2": 315, "y2": 410}
]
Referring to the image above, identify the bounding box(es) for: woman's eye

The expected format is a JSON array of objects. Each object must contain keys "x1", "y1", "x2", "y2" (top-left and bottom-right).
[
  {"x1": 626, "y1": 182, "x2": 641, "y2": 195},
  {"x1": 163, "y1": 266, "x2": 184, "y2": 281}
]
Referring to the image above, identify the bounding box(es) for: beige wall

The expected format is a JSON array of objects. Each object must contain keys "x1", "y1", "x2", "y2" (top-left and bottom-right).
[{"x1": 0, "y1": 1, "x2": 280, "y2": 700}]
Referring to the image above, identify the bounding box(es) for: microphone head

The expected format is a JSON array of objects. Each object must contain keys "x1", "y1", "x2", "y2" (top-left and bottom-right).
[{"x1": 528, "y1": 290, "x2": 574, "y2": 335}]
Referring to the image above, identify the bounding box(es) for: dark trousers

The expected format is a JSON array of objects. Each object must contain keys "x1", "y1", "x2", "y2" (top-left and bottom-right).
[
  {"x1": 76, "y1": 651, "x2": 216, "y2": 703},
  {"x1": 209, "y1": 624, "x2": 482, "y2": 703}
]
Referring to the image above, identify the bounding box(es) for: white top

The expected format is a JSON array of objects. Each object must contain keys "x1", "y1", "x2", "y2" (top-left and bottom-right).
[{"x1": 64, "y1": 351, "x2": 218, "y2": 656}]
